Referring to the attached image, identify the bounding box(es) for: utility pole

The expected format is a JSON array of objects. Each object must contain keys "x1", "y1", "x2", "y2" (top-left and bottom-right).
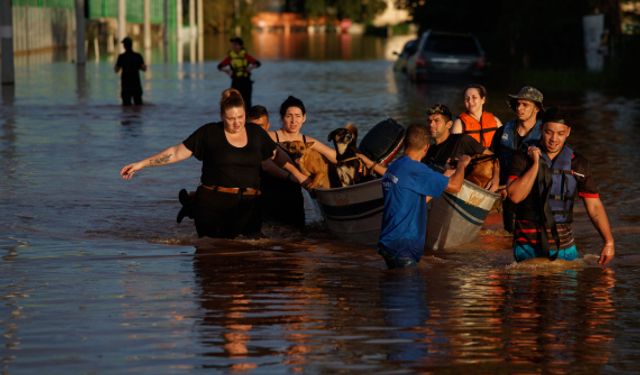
[
  {"x1": 75, "y1": 0, "x2": 86, "y2": 64},
  {"x1": 177, "y1": 0, "x2": 183, "y2": 41},
  {"x1": 144, "y1": 0, "x2": 151, "y2": 49},
  {"x1": 234, "y1": 0, "x2": 241, "y2": 36},
  {"x1": 1, "y1": 0, "x2": 15, "y2": 85},
  {"x1": 118, "y1": 0, "x2": 126, "y2": 49},
  {"x1": 163, "y1": 0, "x2": 168, "y2": 62}
]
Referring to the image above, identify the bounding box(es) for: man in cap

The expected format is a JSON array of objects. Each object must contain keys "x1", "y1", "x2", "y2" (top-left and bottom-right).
[
  {"x1": 114, "y1": 37, "x2": 147, "y2": 106},
  {"x1": 490, "y1": 86, "x2": 544, "y2": 232},
  {"x1": 217, "y1": 37, "x2": 261, "y2": 108},
  {"x1": 506, "y1": 107, "x2": 615, "y2": 265}
]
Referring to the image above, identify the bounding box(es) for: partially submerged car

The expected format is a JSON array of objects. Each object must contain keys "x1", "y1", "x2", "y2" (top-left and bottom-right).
[
  {"x1": 392, "y1": 38, "x2": 417, "y2": 73},
  {"x1": 405, "y1": 30, "x2": 486, "y2": 81}
]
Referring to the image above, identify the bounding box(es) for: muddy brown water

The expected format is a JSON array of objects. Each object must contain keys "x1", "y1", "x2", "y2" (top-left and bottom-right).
[{"x1": 1, "y1": 34, "x2": 640, "y2": 373}]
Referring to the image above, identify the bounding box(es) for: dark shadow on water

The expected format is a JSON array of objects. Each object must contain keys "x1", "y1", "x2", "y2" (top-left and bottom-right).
[
  {"x1": 1, "y1": 84, "x2": 15, "y2": 106},
  {"x1": 75, "y1": 65, "x2": 87, "y2": 102},
  {"x1": 120, "y1": 105, "x2": 145, "y2": 126},
  {"x1": 379, "y1": 269, "x2": 430, "y2": 362}
]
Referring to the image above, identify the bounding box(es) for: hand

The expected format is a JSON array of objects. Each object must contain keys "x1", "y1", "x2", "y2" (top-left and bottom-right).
[
  {"x1": 598, "y1": 242, "x2": 615, "y2": 265},
  {"x1": 356, "y1": 153, "x2": 373, "y2": 168},
  {"x1": 300, "y1": 176, "x2": 314, "y2": 190},
  {"x1": 484, "y1": 179, "x2": 496, "y2": 192},
  {"x1": 120, "y1": 162, "x2": 142, "y2": 180},
  {"x1": 499, "y1": 188, "x2": 508, "y2": 199},
  {"x1": 457, "y1": 155, "x2": 471, "y2": 169},
  {"x1": 527, "y1": 146, "x2": 541, "y2": 163}
]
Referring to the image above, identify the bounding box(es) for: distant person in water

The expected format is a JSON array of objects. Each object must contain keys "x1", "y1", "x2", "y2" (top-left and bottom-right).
[
  {"x1": 218, "y1": 37, "x2": 261, "y2": 109},
  {"x1": 506, "y1": 107, "x2": 615, "y2": 265},
  {"x1": 119, "y1": 88, "x2": 308, "y2": 239},
  {"x1": 378, "y1": 124, "x2": 470, "y2": 269},
  {"x1": 114, "y1": 37, "x2": 147, "y2": 106}
]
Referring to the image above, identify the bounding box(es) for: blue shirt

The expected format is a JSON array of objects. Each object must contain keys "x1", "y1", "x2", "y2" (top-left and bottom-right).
[{"x1": 379, "y1": 156, "x2": 449, "y2": 260}]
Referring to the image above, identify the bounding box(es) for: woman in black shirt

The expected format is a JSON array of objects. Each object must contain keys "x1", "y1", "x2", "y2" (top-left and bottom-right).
[{"x1": 120, "y1": 89, "x2": 308, "y2": 238}]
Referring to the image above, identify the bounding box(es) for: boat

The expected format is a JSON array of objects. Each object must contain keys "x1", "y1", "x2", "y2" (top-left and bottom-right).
[
  {"x1": 425, "y1": 180, "x2": 500, "y2": 251},
  {"x1": 314, "y1": 178, "x2": 385, "y2": 245},
  {"x1": 314, "y1": 118, "x2": 500, "y2": 249},
  {"x1": 314, "y1": 118, "x2": 405, "y2": 245}
]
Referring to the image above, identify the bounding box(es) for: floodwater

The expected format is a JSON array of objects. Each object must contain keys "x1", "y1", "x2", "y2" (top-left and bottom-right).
[{"x1": 2, "y1": 33, "x2": 640, "y2": 374}]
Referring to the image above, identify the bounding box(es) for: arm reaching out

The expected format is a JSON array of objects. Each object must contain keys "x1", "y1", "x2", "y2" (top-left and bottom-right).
[
  {"x1": 445, "y1": 155, "x2": 470, "y2": 193},
  {"x1": 356, "y1": 153, "x2": 387, "y2": 175},
  {"x1": 306, "y1": 136, "x2": 337, "y2": 164},
  {"x1": 120, "y1": 143, "x2": 193, "y2": 180}
]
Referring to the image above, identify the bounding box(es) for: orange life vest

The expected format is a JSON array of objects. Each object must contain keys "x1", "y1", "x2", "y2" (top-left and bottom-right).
[{"x1": 459, "y1": 112, "x2": 499, "y2": 148}]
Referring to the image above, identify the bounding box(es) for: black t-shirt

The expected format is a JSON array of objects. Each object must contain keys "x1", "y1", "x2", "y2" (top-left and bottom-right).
[
  {"x1": 509, "y1": 147, "x2": 599, "y2": 249},
  {"x1": 116, "y1": 51, "x2": 145, "y2": 90},
  {"x1": 423, "y1": 134, "x2": 485, "y2": 168},
  {"x1": 183, "y1": 122, "x2": 276, "y2": 188}
]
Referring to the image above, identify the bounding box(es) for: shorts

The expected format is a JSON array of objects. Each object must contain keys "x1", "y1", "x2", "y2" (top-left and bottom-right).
[
  {"x1": 514, "y1": 243, "x2": 579, "y2": 262},
  {"x1": 378, "y1": 243, "x2": 418, "y2": 270}
]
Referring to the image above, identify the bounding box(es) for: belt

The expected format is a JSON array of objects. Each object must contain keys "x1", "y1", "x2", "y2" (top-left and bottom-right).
[{"x1": 201, "y1": 184, "x2": 261, "y2": 196}]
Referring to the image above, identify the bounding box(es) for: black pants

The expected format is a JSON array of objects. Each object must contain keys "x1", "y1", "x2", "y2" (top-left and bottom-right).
[
  {"x1": 260, "y1": 174, "x2": 305, "y2": 230},
  {"x1": 193, "y1": 186, "x2": 262, "y2": 238},
  {"x1": 231, "y1": 77, "x2": 253, "y2": 109},
  {"x1": 121, "y1": 88, "x2": 143, "y2": 106}
]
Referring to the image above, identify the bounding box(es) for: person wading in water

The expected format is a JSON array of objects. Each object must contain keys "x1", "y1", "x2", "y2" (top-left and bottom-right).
[
  {"x1": 217, "y1": 37, "x2": 261, "y2": 109},
  {"x1": 506, "y1": 107, "x2": 615, "y2": 265},
  {"x1": 119, "y1": 89, "x2": 308, "y2": 238}
]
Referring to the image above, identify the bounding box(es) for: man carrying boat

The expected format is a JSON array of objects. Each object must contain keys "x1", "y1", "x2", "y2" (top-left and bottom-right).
[
  {"x1": 490, "y1": 86, "x2": 545, "y2": 233},
  {"x1": 422, "y1": 104, "x2": 498, "y2": 190},
  {"x1": 377, "y1": 124, "x2": 470, "y2": 269},
  {"x1": 506, "y1": 107, "x2": 615, "y2": 265}
]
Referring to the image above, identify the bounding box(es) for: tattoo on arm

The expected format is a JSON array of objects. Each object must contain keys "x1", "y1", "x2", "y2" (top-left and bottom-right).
[{"x1": 149, "y1": 154, "x2": 172, "y2": 167}]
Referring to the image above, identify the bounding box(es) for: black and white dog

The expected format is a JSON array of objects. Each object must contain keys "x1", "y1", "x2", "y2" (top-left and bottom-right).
[{"x1": 328, "y1": 123, "x2": 373, "y2": 187}]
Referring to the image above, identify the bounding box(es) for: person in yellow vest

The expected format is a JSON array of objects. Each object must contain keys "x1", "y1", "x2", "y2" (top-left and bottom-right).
[
  {"x1": 217, "y1": 37, "x2": 261, "y2": 109},
  {"x1": 452, "y1": 84, "x2": 502, "y2": 148}
]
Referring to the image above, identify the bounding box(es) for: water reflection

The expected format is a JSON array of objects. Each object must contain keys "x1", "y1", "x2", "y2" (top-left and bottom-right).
[
  {"x1": 193, "y1": 240, "x2": 313, "y2": 371},
  {"x1": 75, "y1": 65, "x2": 87, "y2": 102},
  {"x1": 497, "y1": 267, "x2": 616, "y2": 372},
  {"x1": 379, "y1": 269, "x2": 430, "y2": 362}
]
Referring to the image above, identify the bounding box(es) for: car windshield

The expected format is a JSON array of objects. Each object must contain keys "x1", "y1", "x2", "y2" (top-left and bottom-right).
[
  {"x1": 402, "y1": 40, "x2": 417, "y2": 55},
  {"x1": 424, "y1": 34, "x2": 479, "y2": 55}
]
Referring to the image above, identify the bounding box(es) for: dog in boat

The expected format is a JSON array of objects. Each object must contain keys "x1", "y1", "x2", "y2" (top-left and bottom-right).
[
  {"x1": 463, "y1": 153, "x2": 496, "y2": 188},
  {"x1": 280, "y1": 140, "x2": 331, "y2": 189},
  {"x1": 328, "y1": 123, "x2": 374, "y2": 187}
]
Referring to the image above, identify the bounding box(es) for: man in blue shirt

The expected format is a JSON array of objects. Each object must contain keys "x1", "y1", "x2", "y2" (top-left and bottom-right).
[{"x1": 378, "y1": 124, "x2": 470, "y2": 269}]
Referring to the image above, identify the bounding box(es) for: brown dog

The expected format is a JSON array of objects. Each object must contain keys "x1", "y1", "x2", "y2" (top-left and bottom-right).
[
  {"x1": 328, "y1": 123, "x2": 373, "y2": 187},
  {"x1": 465, "y1": 154, "x2": 496, "y2": 188},
  {"x1": 280, "y1": 140, "x2": 331, "y2": 189}
]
